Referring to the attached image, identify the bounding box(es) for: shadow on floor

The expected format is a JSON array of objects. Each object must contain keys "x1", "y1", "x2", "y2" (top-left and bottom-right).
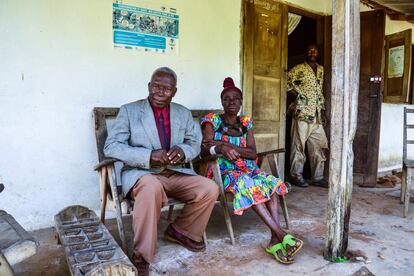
[{"x1": 13, "y1": 184, "x2": 414, "y2": 275}]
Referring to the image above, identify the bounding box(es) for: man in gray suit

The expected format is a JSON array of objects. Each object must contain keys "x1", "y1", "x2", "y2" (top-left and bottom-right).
[{"x1": 104, "y1": 67, "x2": 219, "y2": 275}]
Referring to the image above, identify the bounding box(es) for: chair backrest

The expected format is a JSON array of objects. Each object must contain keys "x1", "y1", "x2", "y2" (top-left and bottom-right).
[
  {"x1": 93, "y1": 107, "x2": 120, "y2": 163},
  {"x1": 403, "y1": 107, "x2": 414, "y2": 165},
  {"x1": 93, "y1": 107, "x2": 222, "y2": 163}
]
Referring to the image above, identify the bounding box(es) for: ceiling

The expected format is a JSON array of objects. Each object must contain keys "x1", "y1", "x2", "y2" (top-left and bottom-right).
[
  {"x1": 373, "y1": 0, "x2": 414, "y2": 16},
  {"x1": 361, "y1": 0, "x2": 414, "y2": 23}
]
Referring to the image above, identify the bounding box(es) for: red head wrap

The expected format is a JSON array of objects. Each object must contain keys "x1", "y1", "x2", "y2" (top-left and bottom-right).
[{"x1": 221, "y1": 77, "x2": 242, "y2": 99}]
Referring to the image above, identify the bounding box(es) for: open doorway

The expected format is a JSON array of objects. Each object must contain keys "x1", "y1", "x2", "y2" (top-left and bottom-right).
[{"x1": 285, "y1": 10, "x2": 324, "y2": 181}]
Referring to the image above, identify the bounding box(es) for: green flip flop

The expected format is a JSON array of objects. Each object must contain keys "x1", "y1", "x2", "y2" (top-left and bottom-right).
[
  {"x1": 282, "y1": 234, "x2": 304, "y2": 257},
  {"x1": 265, "y1": 243, "x2": 294, "y2": 264}
]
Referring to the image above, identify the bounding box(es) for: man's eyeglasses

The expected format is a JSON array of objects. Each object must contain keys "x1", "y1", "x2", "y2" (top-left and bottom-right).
[{"x1": 150, "y1": 83, "x2": 176, "y2": 95}]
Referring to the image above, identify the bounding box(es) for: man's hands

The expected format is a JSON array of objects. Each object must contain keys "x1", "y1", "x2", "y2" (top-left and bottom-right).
[
  {"x1": 150, "y1": 146, "x2": 185, "y2": 166},
  {"x1": 150, "y1": 149, "x2": 169, "y2": 166},
  {"x1": 167, "y1": 146, "x2": 185, "y2": 164}
]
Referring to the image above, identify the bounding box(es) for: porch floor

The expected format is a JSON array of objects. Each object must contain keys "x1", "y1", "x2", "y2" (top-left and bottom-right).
[{"x1": 13, "y1": 184, "x2": 414, "y2": 275}]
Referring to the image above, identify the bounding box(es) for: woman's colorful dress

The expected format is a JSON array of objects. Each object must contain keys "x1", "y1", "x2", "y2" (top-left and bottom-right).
[{"x1": 201, "y1": 113, "x2": 288, "y2": 215}]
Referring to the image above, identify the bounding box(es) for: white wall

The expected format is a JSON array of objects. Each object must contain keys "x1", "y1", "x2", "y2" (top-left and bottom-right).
[{"x1": 0, "y1": 0, "x2": 241, "y2": 230}]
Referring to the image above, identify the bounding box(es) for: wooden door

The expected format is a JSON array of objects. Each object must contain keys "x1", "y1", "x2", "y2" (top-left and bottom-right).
[
  {"x1": 242, "y1": 0, "x2": 288, "y2": 175},
  {"x1": 384, "y1": 29, "x2": 412, "y2": 103},
  {"x1": 323, "y1": 15, "x2": 332, "y2": 181},
  {"x1": 353, "y1": 10, "x2": 385, "y2": 187}
]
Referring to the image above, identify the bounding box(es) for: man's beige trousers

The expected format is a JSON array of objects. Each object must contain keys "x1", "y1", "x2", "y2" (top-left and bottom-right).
[
  {"x1": 130, "y1": 173, "x2": 219, "y2": 263},
  {"x1": 290, "y1": 119, "x2": 328, "y2": 182}
]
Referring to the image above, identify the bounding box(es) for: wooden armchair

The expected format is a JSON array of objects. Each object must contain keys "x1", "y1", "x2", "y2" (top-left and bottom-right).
[
  {"x1": 193, "y1": 148, "x2": 290, "y2": 241},
  {"x1": 401, "y1": 107, "x2": 414, "y2": 217},
  {"x1": 93, "y1": 107, "x2": 289, "y2": 251},
  {"x1": 93, "y1": 108, "x2": 229, "y2": 252}
]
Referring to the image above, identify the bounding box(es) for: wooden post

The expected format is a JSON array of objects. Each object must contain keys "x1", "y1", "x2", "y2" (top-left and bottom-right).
[{"x1": 324, "y1": 0, "x2": 360, "y2": 260}]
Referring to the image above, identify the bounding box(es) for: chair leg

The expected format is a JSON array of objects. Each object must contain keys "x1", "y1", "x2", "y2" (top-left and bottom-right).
[
  {"x1": 0, "y1": 253, "x2": 13, "y2": 276},
  {"x1": 99, "y1": 167, "x2": 108, "y2": 224},
  {"x1": 267, "y1": 153, "x2": 290, "y2": 229},
  {"x1": 219, "y1": 195, "x2": 235, "y2": 245},
  {"x1": 401, "y1": 167, "x2": 407, "y2": 204},
  {"x1": 167, "y1": 205, "x2": 174, "y2": 222},
  {"x1": 203, "y1": 232, "x2": 208, "y2": 245},
  {"x1": 212, "y1": 161, "x2": 235, "y2": 245},
  {"x1": 107, "y1": 165, "x2": 128, "y2": 253},
  {"x1": 279, "y1": 195, "x2": 290, "y2": 229},
  {"x1": 404, "y1": 168, "x2": 412, "y2": 217}
]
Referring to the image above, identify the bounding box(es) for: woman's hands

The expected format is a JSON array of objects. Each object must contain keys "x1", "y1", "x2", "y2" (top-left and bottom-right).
[
  {"x1": 216, "y1": 142, "x2": 240, "y2": 161},
  {"x1": 203, "y1": 139, "x2": 241, "y2": 161}
]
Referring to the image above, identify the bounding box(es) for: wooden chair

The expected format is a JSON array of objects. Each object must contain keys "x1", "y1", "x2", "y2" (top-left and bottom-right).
[
  {"x1": 401, "y1": 107, "x2": 414, "y2": 217},
  {"x1": 93, "y1": 108, "x2": 227, "y2": 252},
  {"x1": 93, "y1": 107, "x2": 289, "y2": 251},
  {"x1": 193, "y1": 148, "x2": 290, "y2": 236}
]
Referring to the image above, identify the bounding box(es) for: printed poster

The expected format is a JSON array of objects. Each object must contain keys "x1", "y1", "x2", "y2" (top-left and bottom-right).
[
  {"x1": 113, "y1": 0, "x2": 179, "y2": 54},
  {"x1": 388, "y1": 45, "x2": 404, "y2": 78}
]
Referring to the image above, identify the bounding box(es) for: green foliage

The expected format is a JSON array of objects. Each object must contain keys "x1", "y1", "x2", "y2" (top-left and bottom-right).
[{"x1": 331, "y1": 256, "x2": 349, "y2": 263}]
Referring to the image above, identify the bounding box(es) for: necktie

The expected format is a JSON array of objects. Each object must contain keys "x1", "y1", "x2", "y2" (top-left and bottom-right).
[{"x1": 158, "y1": 114, "x2": 170, "y2": 150}]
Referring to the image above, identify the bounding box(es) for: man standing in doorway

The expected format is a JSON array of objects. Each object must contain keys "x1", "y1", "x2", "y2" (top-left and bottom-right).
[{"x1": 287, "y1": 44, "x2": 329, "y2": 188}]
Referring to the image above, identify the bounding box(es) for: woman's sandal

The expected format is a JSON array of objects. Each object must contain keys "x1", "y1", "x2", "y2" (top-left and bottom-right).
[
  {"x1": 265, "y1": 243, "x2": 295, "y2": 264},
  {"x1": 282, "y1": 234, "x2": 304, "y2": 257}
]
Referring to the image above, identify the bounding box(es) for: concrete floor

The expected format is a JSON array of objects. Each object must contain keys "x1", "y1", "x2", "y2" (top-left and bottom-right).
[{"x1": 13, "y1": 184, "x2": 414, "y2": 276}]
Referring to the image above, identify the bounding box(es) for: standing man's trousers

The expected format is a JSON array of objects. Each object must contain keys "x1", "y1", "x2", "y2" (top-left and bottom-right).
[
  {"x1": 130, "y1": 173, "x2": 219, "y2": 263},
  {"x1": 290, "y1": 119, "x2": 328, "y2": 182}
]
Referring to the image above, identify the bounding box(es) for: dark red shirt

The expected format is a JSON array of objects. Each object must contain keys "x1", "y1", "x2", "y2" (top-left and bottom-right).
[{"x1": 151, "y1": 103, "x2": 171, "y2": 149}]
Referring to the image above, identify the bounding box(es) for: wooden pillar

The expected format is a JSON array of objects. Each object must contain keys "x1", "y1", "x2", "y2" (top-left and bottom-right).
[{"x1": 324, "y1": 0, "x2": 360, "y2": 260}]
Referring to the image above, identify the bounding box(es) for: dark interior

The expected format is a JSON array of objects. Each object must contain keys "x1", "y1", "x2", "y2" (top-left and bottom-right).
[{"x1": 285, "y1": 14, "x2": 318, "y2": 180}]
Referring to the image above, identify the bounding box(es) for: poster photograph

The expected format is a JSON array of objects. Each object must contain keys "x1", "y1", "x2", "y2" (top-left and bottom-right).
[
  {"x1": 388, "y1": 45, "x2": 404, "y2": 78},
  {"x1": 113, "y1": 0, "x2": 179, "y2": 54}
]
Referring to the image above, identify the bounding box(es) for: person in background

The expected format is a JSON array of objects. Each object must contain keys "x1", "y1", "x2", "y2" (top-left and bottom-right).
[{"x1": 287, "y1": 44, "x2": 329, "y2": 188}]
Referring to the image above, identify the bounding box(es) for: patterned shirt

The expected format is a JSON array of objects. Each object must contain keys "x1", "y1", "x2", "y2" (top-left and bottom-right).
[{"x1": 287, "y1": 62, "x2": 325, "y2": 123}]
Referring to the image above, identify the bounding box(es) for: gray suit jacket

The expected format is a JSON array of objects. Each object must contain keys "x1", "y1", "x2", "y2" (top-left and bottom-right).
[{"x1": 104, "y1": 99, "x2": 201, "y2": 196}]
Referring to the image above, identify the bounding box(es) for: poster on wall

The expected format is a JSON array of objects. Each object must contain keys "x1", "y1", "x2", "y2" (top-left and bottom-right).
[
  {"x1": 112, "y1": 0, "x2": 179, "y2": 54},
  {"x1": 388, "y1": 45, "x2": 404, "y2": 78}
]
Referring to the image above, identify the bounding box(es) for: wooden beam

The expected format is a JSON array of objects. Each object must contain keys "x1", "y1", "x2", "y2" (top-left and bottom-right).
[
  {"x1": 324, "y1": 0, "x2": 360, "y2": 260},
  {"x1": 288, "y1": 5, "x2": 323, "y2": 19},
  {"x1": 360, "y1": 0, "x2": 414, "y2": 23}
]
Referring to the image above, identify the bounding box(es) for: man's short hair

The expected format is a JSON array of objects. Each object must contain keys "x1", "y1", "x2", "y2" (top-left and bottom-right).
[
  {"x1": 151, "y1": 67, "x2": 177, "y2": 85},
  {"x1": 306, "y1": 44, "x2": 319, "y2": 52}
]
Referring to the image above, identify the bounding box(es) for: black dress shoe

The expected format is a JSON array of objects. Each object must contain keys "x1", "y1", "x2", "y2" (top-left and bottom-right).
[
  {"x1": 311, "y1": 179, "x2": 329, "y2": 188},
  {"x1": 290, "y1": 178, "x2": 309, "y2": 188}
]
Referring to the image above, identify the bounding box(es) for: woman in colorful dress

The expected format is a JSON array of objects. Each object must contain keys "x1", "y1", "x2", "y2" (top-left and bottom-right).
[{"x1": 200, "y1": 77, "x2": 303, "y2": 264}]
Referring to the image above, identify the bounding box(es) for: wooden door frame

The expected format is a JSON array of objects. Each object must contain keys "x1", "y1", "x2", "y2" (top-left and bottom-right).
[
  {"x1": 240, "y1": 1, "x2": 332, "y2": 179},
  {"x1": 240, "y1": 0, "x2": 288, "y2": 177},
  {"x1": 240, "y1": 2, "x2": 328, "y2": 102},
  {"x1": 287, "y1": 5, "x2": 325, "y2": 60}
]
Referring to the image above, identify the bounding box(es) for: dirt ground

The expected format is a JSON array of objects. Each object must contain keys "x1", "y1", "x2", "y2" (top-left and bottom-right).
[{"x1": 13, "y1": 184, "x2": 414, "y2": 276}]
